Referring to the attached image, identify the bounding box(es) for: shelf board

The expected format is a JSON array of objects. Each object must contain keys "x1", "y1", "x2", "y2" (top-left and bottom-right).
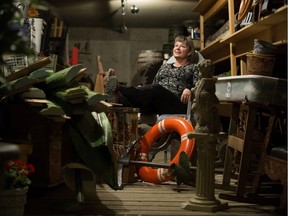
[
  {"x1": 201, "y1": 39, "x2": 222, "y2": 55},
  {"x1": 273, "y1": 40, "x2": 288, "y2": 46},
  {"x1": 214, "y1": 55, "x2": 230, "y2": 64},
  {"x1": 192, "y1": 0, "x2": 217, "y2": 13},
  {"x1": 193, "y1": 0, "x2": 228, "y2": 22},
  {"x1": 221, "y1": 5, "x2": 288, "y2": 44},
  {"x1": 200, "y1": 39, "x2": 230, "y2": 62}
]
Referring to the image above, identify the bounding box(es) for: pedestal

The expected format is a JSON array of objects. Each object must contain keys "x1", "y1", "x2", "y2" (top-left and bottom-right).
[{"x1": 182, "y1": 139, "x2": 228, "y2": 212}]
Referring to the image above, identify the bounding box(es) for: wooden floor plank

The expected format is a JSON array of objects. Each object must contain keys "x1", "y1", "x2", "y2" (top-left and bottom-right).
[
  {"x1": 24, "y1": 179, "x2": 282, "y2": 216},
  {"x1": 24, "y1": 150, "x2": 284, "y2": 216}
]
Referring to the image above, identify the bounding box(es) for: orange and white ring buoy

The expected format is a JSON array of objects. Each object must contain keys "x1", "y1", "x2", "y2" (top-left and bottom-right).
[{"x1": 136, "y1": 117, "x2": 195, "y2": 184}]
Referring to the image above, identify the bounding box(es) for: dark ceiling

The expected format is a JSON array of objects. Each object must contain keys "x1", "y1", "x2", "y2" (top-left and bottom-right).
[{"x1": 44, "y1": 0, "x2": 200, "y2": 30}]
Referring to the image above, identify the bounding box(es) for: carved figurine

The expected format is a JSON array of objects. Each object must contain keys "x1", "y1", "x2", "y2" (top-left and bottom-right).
[{"x1": 191, "y1": 59, "x2": 220, "y2": 133}]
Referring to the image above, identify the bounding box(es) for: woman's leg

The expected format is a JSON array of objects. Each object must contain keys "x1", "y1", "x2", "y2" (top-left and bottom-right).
[
  {"x1": 149, "y1": 84, "x2": 187, "y2": 115},
  {"x1": 119, "y1": 84, "x2": 187, "y2": 115},
  {"x1": 119, "y1": 84, "x2": 158, "y2": 113}
]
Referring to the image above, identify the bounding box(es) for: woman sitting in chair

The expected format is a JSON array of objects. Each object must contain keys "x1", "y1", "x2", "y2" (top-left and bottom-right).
[{"x1": 106, "y1": 35, "x2": 200, "y2": 115}]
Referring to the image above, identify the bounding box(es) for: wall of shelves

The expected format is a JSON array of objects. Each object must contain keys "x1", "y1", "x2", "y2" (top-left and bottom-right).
[{"x1": 193, "y1": 0, "x2": 287, "y2": 76}]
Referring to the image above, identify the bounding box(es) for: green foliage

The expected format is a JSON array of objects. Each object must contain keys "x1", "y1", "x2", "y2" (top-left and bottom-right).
[{"x1": 4, "y1": 160, "x2": 35, "y2": 189}]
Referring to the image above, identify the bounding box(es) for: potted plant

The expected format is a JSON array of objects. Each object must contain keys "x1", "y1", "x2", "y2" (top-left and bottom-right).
[{"x1": 0, "y1": 159, "x2": 35, "y2": 216}]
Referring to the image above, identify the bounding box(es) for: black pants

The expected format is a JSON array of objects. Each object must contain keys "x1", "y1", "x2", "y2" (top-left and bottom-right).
[{"x1": 119, "y1": 84, "x2": 187, "y2": 115}]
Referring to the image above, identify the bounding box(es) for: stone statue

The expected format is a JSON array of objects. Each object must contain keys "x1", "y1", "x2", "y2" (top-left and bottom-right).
[{"x1": 191, "y1": 59, "x2": 220, "y2": 133}]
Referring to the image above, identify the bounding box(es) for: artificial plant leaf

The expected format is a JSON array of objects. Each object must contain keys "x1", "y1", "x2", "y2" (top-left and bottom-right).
[
  {"x1": 179, "y1": 151, "x2": 190, "y2": 173},
  {"x1": 68, "y1": 112, "x2": 117, "y2": 190}
]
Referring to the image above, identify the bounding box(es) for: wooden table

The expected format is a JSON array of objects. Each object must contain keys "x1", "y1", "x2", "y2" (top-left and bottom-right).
[{"x1": 218, "y1": 101, "x2": 285, "y2": 204}]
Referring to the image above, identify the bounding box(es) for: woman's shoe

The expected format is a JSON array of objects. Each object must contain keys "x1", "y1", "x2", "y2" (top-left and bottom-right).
[{"x1": 105, "y1": 75, "x2": 119, "y2": 103}]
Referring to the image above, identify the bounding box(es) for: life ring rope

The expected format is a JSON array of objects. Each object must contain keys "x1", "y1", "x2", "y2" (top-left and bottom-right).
[
  {"x1": 158, "y1": 120, "x2": 166, "y2": 133},
  {"x1": 136, "y1": 117, "x2": 195, "y2": 184}
]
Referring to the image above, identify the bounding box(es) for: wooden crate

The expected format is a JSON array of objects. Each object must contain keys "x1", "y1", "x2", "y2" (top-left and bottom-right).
[
  {"x1": 107, "y1": 107, "x2": 139, "y2": 147},
  {"x1": 107, "y1": 107, "x2": 139, "y2": 183},
  {"x1": 3, "y1": 104, "x2": 64, "y2": 187}
]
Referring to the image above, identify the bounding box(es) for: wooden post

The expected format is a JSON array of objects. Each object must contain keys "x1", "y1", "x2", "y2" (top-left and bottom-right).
[{"x1": 94, "y1": 56, "x2": 105, "y2": 94}]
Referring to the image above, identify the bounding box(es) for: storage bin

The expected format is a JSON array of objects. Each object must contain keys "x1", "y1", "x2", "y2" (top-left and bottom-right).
[{"x1": 215, "y1": 75, "x2": 287, "y2": 107}]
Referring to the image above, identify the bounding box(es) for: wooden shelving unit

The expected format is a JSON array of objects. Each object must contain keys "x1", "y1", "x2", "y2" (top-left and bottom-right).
[
  {"x1": 222, "y1": 5, "x2": 287, "y2": 59},
  {"x1": 193, "y1": 0, "x2": 237, "y2": 75},
  {"x1": 222, "y1": 5, "x2": 287, "y2": 44},
  {"x1": 193, "y1": 1, "x2": 287, "y2": 76},
  {"x1": 193, "y1": 0, "x2": 230, "y2": 51}
]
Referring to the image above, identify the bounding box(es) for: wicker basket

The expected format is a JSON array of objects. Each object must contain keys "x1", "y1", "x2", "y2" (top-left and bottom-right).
[
  {"x1": 0, "y1": 187, "x2": 28, "y2": 216},
  {"x1": 246, "y1": 53, "x2": 276, "y2": 76}
]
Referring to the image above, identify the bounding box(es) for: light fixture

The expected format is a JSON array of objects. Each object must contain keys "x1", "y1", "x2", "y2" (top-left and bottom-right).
[
  {"x1": 120, "y1": 0, "x2": 139, "y2": 15},
  {"x1": 130, "y1": 5, "x2": 139, "y2": 14},
  {"x1": 119, "y1": 0, "x2": 139, "y2": 32},
  {"x1": 120, "y1": 0, "x2": 127, "y2": 32}
]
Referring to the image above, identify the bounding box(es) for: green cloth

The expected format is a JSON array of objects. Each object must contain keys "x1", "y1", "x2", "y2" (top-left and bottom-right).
[
  {"x1": 0, "y1": 77, "x2": 35, "y2": 97},
  {"x1": 45, "y1": 64, "x2": 84, "y2": 89},
  {"x1": 39, "y1": 100, "x2": 66, "y2": 117},
  {"x1": 27, "y1": 69, "x2": 51, "y2": 83},
  {"x1": 3, "y1": 62, "x2": 119, "y2": 190},
  {"x1": 68, "y1": 111, "x2": 118, "y2": 190},
  {"x1": 53, "y1": 86, "x2": 87, "y2": 102},
  {"x1": 85, "y1": 89, "x2": 107, "y2": 106},
  {"x1": 19, "y1": 87, "x2": 46, "y2": 99}
]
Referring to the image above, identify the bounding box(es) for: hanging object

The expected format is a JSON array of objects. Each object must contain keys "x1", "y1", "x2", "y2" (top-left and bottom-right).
[
  {"x1": 119, "y1": 0, "x2": 139, "y2": 32},
  {"x1": 120, "y1": 0, "x2": 128, "y2": 32},
  {"x1": 237, "y1": 0, "x2": 253, "y2": 22},
  {"x1": 130, "y1": 4, "x2": 139, "y2": 14}
]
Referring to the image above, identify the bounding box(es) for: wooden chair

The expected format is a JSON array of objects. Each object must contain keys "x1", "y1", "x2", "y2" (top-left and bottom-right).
[
  {"x1": 265, "y1": 146, "x2": 287, "y2": 211},
  {"x1": 219, "y1": 102, "x2": 287, "y2": 208}
]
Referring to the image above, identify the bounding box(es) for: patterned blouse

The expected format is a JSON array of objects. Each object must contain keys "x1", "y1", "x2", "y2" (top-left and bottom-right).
[{"x1": 153, "y1": 63, "x2": 199, "y2": 98}]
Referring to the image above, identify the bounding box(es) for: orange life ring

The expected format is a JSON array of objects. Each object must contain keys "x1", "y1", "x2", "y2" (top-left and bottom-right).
[{"x1": 136, "y1": 117, "x2": 195, "y2": 184}]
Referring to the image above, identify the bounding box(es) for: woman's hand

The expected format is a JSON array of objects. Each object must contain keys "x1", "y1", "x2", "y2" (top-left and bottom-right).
[{"x1": 181, "y1": 88, "x2": 191, "y2": 104}]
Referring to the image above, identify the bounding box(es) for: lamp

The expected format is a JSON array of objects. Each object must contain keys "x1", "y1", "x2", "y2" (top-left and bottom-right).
[
  {"x1": 121, "y1": 0, "x2": 139, "y2": 15},
  {"x1": 130, "y1": 5, "x2": 139, "y2": 14}
]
